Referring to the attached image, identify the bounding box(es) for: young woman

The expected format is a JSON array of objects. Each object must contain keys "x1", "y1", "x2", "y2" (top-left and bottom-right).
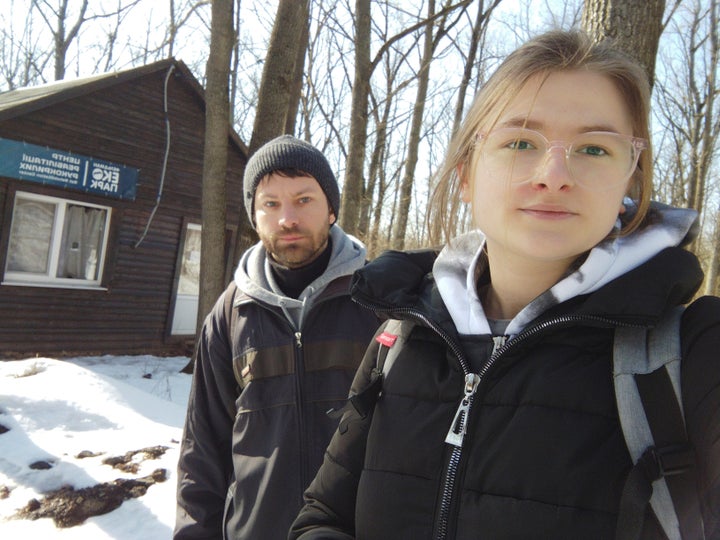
[{"x1": 289, "y1": 30, "x2": 720, "y2": 540}]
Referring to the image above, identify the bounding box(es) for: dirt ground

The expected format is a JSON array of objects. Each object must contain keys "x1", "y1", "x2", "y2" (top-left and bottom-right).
[{"x1": 10, "y1": 446, "x2": 169, "y2": 528}]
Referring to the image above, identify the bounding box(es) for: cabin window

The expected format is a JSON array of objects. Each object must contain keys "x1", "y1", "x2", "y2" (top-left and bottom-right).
[{"x1": 4, "y1": 191, "x2": 111, "y2": 288}]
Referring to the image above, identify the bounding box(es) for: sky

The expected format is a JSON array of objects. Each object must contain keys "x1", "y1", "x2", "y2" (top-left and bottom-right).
[{"x1": 0, "y1": 354, "x2": 192, "y2": 539}]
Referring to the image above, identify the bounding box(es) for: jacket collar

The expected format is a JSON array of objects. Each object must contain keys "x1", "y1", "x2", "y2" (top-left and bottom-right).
[{"x1": 353, "y1": 203, "x2": 703, "y2": 337}]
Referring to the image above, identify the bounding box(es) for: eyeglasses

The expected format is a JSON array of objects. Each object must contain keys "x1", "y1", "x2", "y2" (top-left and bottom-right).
[{"x1": 476, "y1": 128, "x2": 647, "y2": 190}]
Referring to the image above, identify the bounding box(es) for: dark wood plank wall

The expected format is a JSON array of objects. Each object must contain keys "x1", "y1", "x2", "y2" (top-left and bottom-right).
[{"x1": 0, "y1": 65, "x2": 246, "y2": 358}]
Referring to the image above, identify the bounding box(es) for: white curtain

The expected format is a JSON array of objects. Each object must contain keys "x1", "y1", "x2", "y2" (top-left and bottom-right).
[{"x1": 58, "y1": 205, "x2": 105, "y2": 279}]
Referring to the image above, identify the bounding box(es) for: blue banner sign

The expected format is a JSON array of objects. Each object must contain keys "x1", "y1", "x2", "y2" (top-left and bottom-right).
[{"x1": 0, "y1": 137, "x2": 138, "y2": 200}]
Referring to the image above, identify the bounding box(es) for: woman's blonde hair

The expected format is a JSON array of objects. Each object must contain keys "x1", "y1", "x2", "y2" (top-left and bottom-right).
[{"x1": 427, "y1": 30, "x2": 653, "y2": 245}]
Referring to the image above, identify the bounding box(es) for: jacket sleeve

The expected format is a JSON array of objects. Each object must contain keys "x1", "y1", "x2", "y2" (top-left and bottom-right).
[
  {"x1": 174, "y1": 289, "x2": 239, "y2": 539},
  {"x1": 681, "y1": 295, "x2": 720, "y2": 540},
  {"x1": 288, "y1": 324, "x2": 387, "y2": 540}
]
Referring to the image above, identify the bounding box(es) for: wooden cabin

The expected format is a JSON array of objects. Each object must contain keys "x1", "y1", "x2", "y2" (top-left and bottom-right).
[{"x1": 0, "y1": 59, "x2": 248, "y2": 358}]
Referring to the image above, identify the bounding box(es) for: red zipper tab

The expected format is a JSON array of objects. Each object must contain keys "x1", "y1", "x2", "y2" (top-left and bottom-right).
[{"x1": 376, "y1": 331, "x2": 398, "y2": 348}]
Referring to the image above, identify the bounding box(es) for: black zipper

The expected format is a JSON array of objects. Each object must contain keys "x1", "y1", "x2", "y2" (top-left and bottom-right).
[
  {"x1": 241, "y1": 287, "x2": 354, "y2": 498},
  {"x1": 293, "y1": 330, "x2": 309, "y2": 493},
  {"x1": 354, "y1": 293, "x2": 642, "y2": 539}
]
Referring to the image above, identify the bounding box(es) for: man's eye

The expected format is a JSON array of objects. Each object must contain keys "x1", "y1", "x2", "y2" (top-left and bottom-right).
[
  {"x1": 298, "y1": 197, "x2": 311, "y2": 204},
  {"x1": 263, "y1": 201, "x2": 278, "y2": 208}
]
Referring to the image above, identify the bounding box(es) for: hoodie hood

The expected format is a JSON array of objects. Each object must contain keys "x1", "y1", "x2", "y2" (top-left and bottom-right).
[
  {"x1": 435, "y1": 202, "x2": 699, "y2": 336},
  {"x1": 234, "y1": 225, "x2": 367, "y2": 328}
]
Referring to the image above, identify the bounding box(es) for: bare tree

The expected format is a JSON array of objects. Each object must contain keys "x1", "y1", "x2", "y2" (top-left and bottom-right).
[
  {"x1": 392, "y1": 1, "x2": 485, "y2": 249},
  {"x1": 198, "y1": 0, "x2": 235, "y2": 332},
  {"x1": 339, "y1": 0, "x2": 372, "y2": 234},
  {"x1": 451, "y1": 0, "x2": 503, "y2": 135},
  {"x1": 340, "y1": 0, "x2": 475, "y2": 235},
  {"x1": 0, "y1": 1, "x2": 49, "y2": 89},
  {"x1": 30, "y1": 0, "x2": 143, "y2": 81},
  {"x1": 654, "y1": 0, "x2": 720, "y2": 295},
  {"x1": 31, "y1": 0, "x2": 89, "y2": 80},
  {"x1": 165, "y1": 0, "x2": 211, "y2": 59},
  {"x1": 391, "y1": 0, "x2": 442, "y2": 249}
]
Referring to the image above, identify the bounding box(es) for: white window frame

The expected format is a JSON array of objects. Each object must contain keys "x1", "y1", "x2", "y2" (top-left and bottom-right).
[
  {"x1": 3, "y1": 191, "x2": 111, "y2": 289},
  {"x1": 170, "y1": 222, "x2": 201, "y2": 335}
]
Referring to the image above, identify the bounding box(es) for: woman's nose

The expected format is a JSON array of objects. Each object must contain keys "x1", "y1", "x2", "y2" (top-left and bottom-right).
[{"x1": 530, "y1": 146, "x2": 575, "y2": 191}]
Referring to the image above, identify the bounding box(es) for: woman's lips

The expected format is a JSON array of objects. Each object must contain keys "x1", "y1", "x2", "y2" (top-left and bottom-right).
[{"x1": 520, "y1": 204, "x2": 577, "y2": 219}]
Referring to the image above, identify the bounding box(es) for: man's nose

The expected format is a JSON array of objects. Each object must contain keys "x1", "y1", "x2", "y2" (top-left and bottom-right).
[{"x1": 279, "y1": 205, "x2": 299, "y2": 227}]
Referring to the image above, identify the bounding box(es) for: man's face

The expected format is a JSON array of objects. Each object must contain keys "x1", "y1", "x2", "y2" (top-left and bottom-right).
[{"x1": 254, "y1": 172, "x2": 336, "y2": 268}]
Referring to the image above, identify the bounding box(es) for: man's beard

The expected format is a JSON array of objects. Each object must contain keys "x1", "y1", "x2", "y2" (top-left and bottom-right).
[{"x1": 262, "y1": 227, "x2": 329, "y2": 269}]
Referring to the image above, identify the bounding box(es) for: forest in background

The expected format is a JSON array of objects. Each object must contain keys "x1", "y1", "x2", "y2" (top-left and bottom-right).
[{"x1": 1, "y1": 0, "x2": 718, "y2": 312}]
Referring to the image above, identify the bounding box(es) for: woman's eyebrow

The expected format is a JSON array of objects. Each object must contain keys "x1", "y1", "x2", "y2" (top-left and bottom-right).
[{"x1": 497, "y1": 117, "x2": 624, "y2": 134}]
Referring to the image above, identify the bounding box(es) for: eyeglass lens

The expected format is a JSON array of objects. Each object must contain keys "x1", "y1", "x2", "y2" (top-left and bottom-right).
[{"x1": 479, "y1": 128, "x2": 643, "y2": 189}]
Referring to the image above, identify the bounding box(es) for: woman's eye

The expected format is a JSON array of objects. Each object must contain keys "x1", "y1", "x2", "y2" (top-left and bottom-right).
[
  {"x1": 578, "y1": 145, "x2": 608, "y2": 157},
  {"x1": 507, "y1": 139, "x2": 535, "y2": 150}
]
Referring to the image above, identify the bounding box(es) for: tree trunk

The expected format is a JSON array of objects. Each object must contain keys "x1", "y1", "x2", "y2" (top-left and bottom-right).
[
  {"x1": 232, "y1": 0, "x2": 309, "y2": 269},
  {"x1": 285, "y1": 13, "x2": 310, "y2": 135},
  {"x1": 452, "y1": 0, "x2": 502, "y2": 135},
  {"x1": 31, "y1": 0, "x2": 89, "y2": 81},
  {"x1": 360, "y1": 109, "x2": 389, "y2": 249},
  {"x1": 339, "y1": 0, "x2": 371, "y2": 235},
  {"x1": 391, "y1": 0, "x2": 436, "y2": 249},
  {"x1": 247, "y1": 0, "x2": 309, "y2": 155},
  {"x1": 197, "y1": 0, "x2": 235, "y2": 335},
  {"x1": 581, "y1": 0, "x2": 665, "y2": 89}
]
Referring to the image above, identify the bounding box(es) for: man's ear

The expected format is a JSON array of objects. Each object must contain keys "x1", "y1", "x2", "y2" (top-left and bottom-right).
[{"x1": 329, "y1": 211, "x2": 336, "y2": 225}]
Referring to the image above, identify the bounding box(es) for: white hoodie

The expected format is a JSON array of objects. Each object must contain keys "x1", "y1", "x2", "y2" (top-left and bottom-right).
[{"x1": 434, "y1": 202, "x2": 698, "y2": 337}]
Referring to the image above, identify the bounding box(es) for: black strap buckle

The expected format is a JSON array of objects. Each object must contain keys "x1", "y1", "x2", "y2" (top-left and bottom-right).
[{"x1": 641, "y1": 443, "x2": 694, "y2": 480}]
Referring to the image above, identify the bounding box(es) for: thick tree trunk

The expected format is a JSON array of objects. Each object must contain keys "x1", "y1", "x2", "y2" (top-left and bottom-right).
[
  {"x1": 232, "y1": 0, "x2": 309, "y2": 269},
  {"x1": 285, "y1": 14, "x2": 310, "y2": 135},
  {"x1": 581, "y1": 0, "x2": 665, "y2": 90},
  {"x1": 339, "y1": 0, "x2": 371, "y2": 235},
  {"x1": 197, "y1": 0, "x2": 235, "y2": 334},
  {"x1": 247, "y1": 0, "x2": 309, "y2": 155}
]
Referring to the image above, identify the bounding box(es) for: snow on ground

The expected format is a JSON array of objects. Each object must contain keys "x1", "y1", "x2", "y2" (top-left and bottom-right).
[{"x1": 0, "y1": 354, "x2": 192, "y2": 539}]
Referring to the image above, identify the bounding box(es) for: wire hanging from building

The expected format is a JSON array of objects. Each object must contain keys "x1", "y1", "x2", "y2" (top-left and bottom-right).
[{"x1": 134, "y1": 63, "x2": 176, "y2": 248}]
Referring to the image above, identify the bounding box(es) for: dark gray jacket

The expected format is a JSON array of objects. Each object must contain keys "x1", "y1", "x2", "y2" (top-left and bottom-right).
[{"x1": 175, "y1": 227, "x2": 379, "y2": 539}]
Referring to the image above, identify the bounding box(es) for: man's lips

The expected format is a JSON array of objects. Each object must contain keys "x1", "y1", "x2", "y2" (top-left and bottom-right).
[{"x1": 276, "y1": 234, "x2": 306, "y2": 242}]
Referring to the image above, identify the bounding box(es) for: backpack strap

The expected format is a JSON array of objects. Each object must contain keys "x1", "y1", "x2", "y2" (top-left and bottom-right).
[
  {"x1": 614, "y1": 306, "x2": 704, "y2": 540},
  {"x1": 374, "y1": 319, "x2": 411, "y2": 379},
  {"x1": 327, "y1": 319, "x2": 412, "y2": 429},
  {"x1": 223, "y1": 282, "x2": 244, "y2": 389}
]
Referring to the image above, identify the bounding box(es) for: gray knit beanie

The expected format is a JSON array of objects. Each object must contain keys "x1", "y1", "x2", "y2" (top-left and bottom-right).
[{"x1": 243, "y1": 135, "x2": 340, "y2": 227}]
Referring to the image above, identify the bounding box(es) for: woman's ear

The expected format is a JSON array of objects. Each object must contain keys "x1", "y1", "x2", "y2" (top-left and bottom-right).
[{"x1": 458, "y1": 164, "x2": 471, "y2": 203}]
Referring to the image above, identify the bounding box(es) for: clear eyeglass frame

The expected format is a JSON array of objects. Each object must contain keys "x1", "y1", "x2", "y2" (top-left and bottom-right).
[{"x1": 475, "y1": 127, "x2": 648, "y2": 190}]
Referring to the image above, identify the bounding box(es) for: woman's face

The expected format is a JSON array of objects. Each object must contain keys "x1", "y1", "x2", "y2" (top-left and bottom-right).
[{"x1": 464, "y1": 70, "x2": 635, "y2": 272}]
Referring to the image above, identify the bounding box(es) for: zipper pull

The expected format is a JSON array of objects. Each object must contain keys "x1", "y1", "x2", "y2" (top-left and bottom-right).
[
  {"x1": 492, "y1": 335, "x2": 507, "y2": 354},
  {"x1": 445, "y1": 373, "x2": 480, "y2": 447},
  {"x1": 295, "y1": 332, "x2": 302, "y2": 348}
]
